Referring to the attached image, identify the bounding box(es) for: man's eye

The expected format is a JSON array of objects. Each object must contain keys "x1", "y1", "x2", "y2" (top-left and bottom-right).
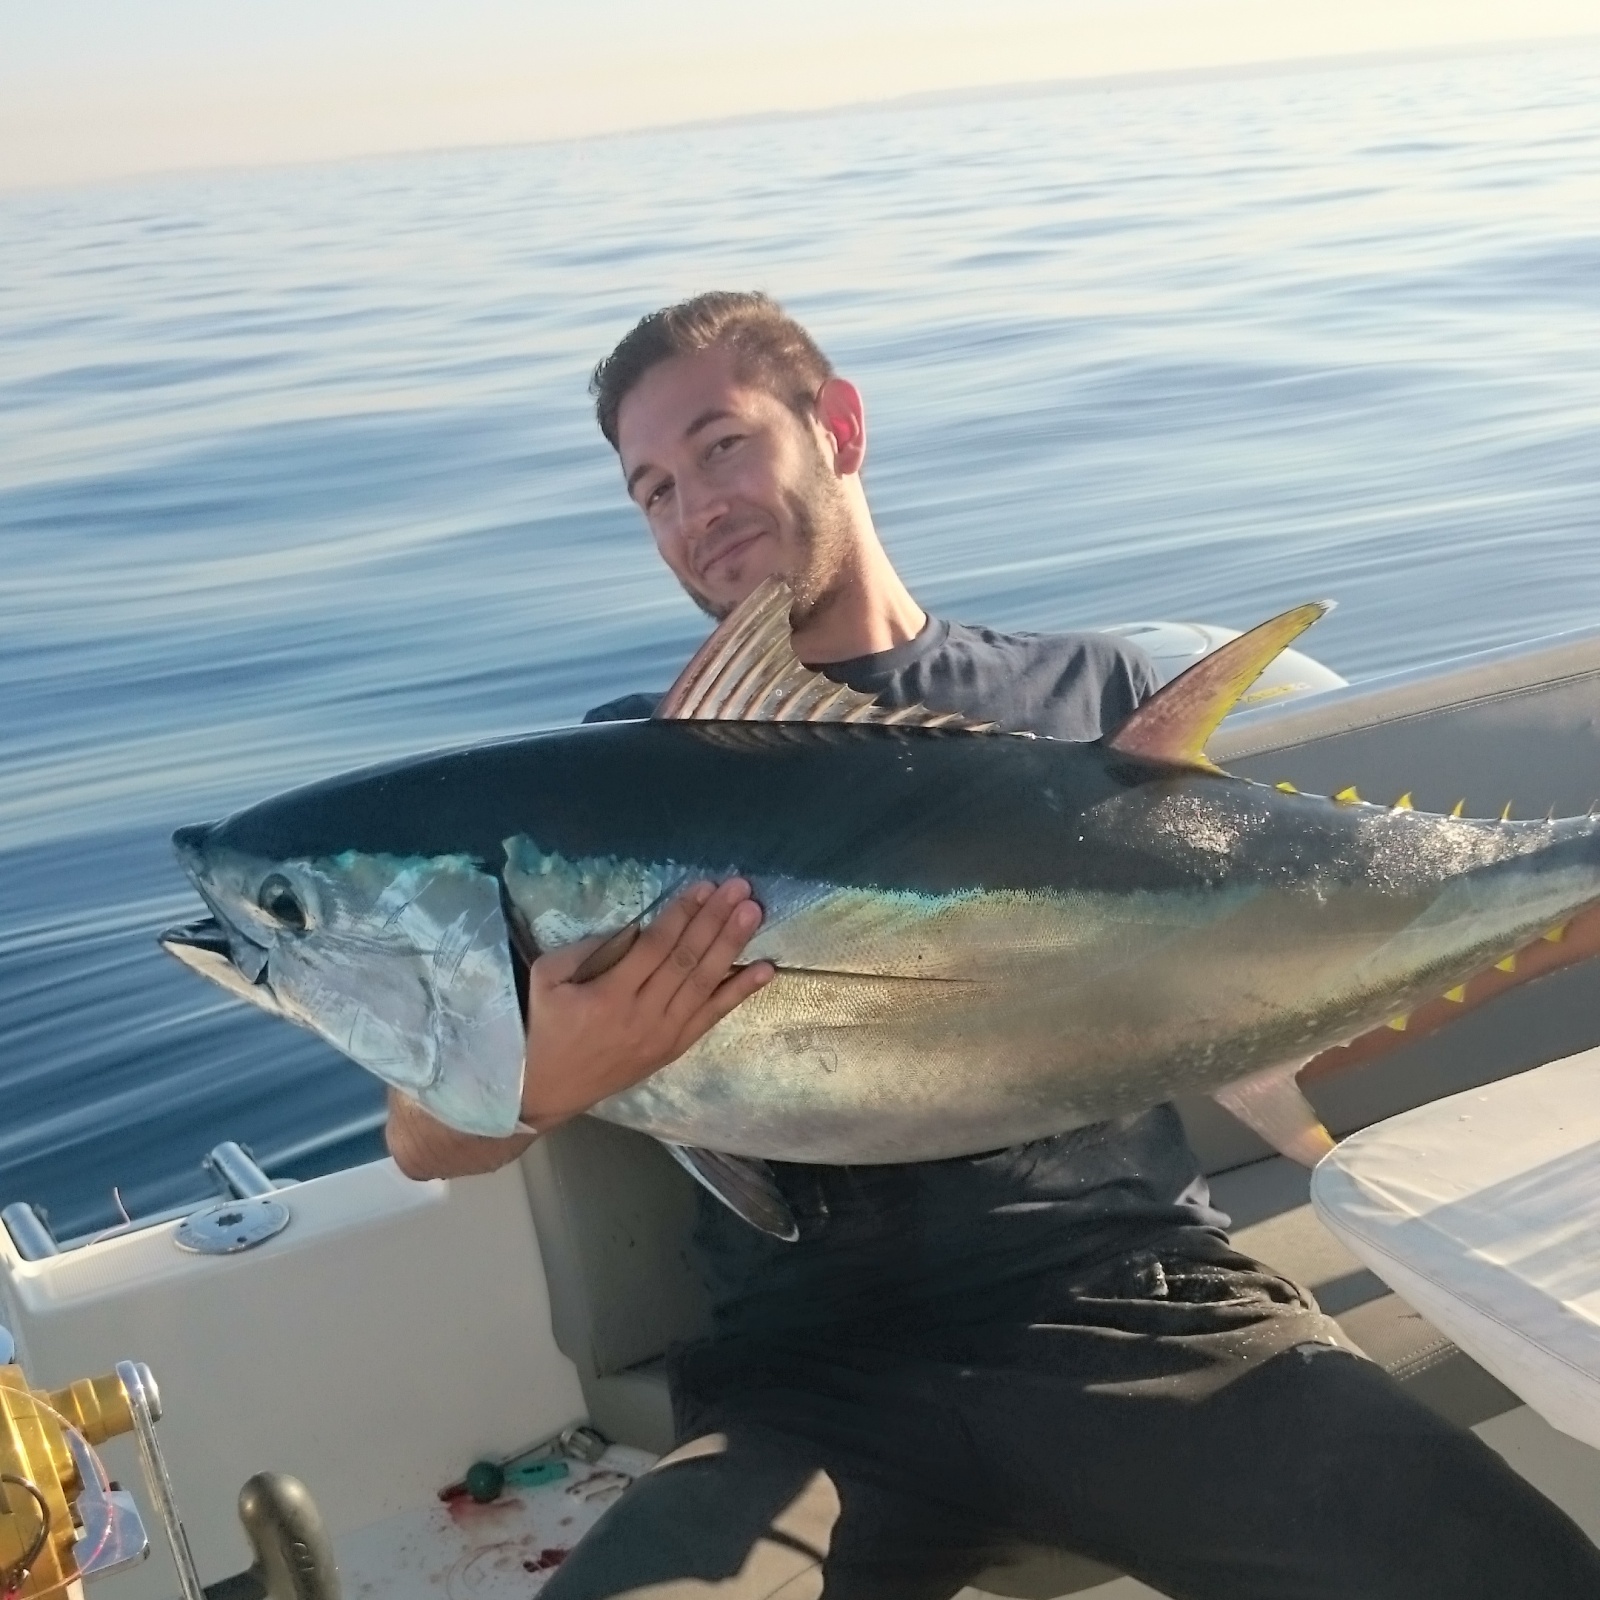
[
  {"x1": 644, "y1": 480, "x2": 670, "y2": 509},
  {"x1": 708, "y1": 434, "x2": 741, "y2": 457}
]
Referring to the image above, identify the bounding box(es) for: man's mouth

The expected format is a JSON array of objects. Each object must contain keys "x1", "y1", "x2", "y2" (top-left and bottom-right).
[{"x1": 697, "y1": 529, "x2": 765, "y2": 583}]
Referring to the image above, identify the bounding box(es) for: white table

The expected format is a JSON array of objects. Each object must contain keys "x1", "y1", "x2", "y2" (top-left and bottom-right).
[{"x1": 1311, "y1": 1046, "x2": 1600, "y2": 1450}]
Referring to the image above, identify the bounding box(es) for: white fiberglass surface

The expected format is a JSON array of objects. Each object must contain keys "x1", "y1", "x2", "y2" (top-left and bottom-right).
[{"x1": 1312, "y1": 1046, "x2": 1600, "y2": 1450}]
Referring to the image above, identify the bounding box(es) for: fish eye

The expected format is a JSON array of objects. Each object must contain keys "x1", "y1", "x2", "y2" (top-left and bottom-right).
[{"x1": 257, "y1": 873, "x2": 308, "y2": 932}]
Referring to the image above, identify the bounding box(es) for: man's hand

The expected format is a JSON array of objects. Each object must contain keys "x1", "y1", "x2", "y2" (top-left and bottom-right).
[
  {"x1": 385, "y1": 877, "x2": 771, "y2": 1180},
  {"x1": 520, "y1": 876, "x2": 772, "y2": 1129}
]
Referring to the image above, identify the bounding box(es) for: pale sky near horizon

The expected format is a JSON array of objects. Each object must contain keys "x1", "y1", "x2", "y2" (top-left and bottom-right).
[{"x1": 3, "y1": 0, "x2": 1597, "y2": 194}]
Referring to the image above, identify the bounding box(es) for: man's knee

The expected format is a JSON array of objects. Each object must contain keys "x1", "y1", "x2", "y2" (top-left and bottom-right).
[{"x1": 542, "y1": 1429, "x2": 839, "y2": 1600}]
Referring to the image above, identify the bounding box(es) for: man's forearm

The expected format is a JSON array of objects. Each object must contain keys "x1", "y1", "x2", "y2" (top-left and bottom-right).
[{"x1": 384, "y1": 1090, "x2": 537, "y2": 1180}]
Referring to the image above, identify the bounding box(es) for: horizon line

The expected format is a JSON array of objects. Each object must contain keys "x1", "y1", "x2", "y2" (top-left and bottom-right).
[{"x1": 7, "y1": 28, "x2": 1599, "y2": 202}]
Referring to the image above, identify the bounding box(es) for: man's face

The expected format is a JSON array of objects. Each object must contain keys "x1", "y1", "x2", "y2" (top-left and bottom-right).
[{"x1": 615, "y1": 345, "x2": 854, "y2": 620}]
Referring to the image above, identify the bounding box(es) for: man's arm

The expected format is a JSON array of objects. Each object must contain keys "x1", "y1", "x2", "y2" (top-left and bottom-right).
[
  {"x1": 386, "y1": 1090, "x2": 538, "y2": 1179},
  {"x1": 385, "y1": 876, "x2": 770, "y2": 1180}
]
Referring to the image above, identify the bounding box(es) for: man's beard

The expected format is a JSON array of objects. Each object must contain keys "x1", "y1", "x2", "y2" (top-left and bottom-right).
[{"x1": 679, "y1": 451, "x2": 855, "y2": 625}]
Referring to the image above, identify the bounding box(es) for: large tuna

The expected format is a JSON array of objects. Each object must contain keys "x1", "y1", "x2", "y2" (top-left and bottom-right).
[{"x1": 162, "y1": 581, "x2": 1600, "y2": 1235}]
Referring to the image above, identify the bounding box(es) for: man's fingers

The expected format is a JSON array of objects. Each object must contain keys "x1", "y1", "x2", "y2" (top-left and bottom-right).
[
  {"x1": 530, "y1": 877, "x2": 760, "y2": 1040},
  {"x1": 642, "y1": 882, "x2": 762, "y2": 1012},
  {"x1": 531, "y1": 879, "x2": 737, "y2": 1000},
  {"x1": 531, "y1": 882, "x2": 716, "y2": 993},
  {"x1": 672, "y1": 961, "x2": 776, "y2": 1055},
  {"x1": 520, "y1": 880, "x2": 771, "y2": 1122},
  {"x1": 631, "y1": 878, "x2": 752, "y2": 978},
  {"x1": 614, "y1": 880, "x2": 718, "y2": 981}
]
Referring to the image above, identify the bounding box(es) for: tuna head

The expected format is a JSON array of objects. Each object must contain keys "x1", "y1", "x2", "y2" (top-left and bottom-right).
[{"x1": 161, "y1": 824, "x2": 526, "y2": 1135}]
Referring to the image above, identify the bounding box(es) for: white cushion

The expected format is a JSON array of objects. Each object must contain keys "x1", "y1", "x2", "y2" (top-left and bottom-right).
[{"x1": 1311, "y1": 1046, "x2": 1600, "y2": 1450}]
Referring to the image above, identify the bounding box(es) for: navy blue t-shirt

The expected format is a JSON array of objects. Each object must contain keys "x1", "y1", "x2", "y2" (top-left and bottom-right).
[{"x1": 585, "y1": 615, "x2": 1230, "y2": 1335}]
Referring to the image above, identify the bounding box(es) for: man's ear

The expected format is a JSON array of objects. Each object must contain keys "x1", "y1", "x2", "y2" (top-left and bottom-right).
[{"x1": 814, "y1": 378, "x2": 866, "y2": 475}]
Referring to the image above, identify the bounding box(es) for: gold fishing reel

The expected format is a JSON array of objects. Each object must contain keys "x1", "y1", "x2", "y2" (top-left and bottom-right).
[
  {"x1": 3, "y1": 1320, "x2": 341, "y2": 1600},
  {"x1": 1, "y1": 1327, "x2": 157, "y2": 1599}
]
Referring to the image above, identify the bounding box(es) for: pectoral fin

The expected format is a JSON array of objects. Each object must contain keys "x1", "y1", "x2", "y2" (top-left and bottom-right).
[
  {"x1": 571, "y1": 919, "x2": 643, "y2": 982},
  {"x1": 1107, "y1": 601, "x2": 1334, "y2": 770},
  {"x1": 1211, "y1": 1061, "x2": 1336, "y2": 1167},
  {"x1": 664, "y1": 1143, "x2": 800, "y2": 1241}
]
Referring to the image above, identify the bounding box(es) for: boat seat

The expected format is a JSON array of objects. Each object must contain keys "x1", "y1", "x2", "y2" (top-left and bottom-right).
[{"x1": 520, "y1": 1122, "x2": 1518, "y2": 1600}]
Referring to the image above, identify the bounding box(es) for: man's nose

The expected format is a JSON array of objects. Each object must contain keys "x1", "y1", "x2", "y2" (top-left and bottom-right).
[{"x1": 676, "y1": 476, "x2": 728, "y2": 542}]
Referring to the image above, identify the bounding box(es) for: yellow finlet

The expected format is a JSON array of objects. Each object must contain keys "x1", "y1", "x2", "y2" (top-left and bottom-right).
[
  {"x1": 1275, "y1": 781, "x2": 1299, "y2": 793},
  {"x1": 1334, "y1": 786, "x2": 1362, "y2": 804},
  {"x1": 1444, "y1": 985, "x2": 1467, "y2": 1004},
  {"x1": 1391, "y1": 792, "x2": 1413, "y2": 811},
  {"x1": 1500, "y1": 802, "x2": 1514, "y2": 822},
  {"x1": 1495, "y1": 954, "x2": 1517, "y2": 973},
  {"x1": 1450, "y1": 799, "x2": 1465, "y2": 818},
  {"x1": 1105, "y1": 599, "x2": 1334, "y2": 771},
  {"x1": 1544, "y1": 924, "x2": 1567, "y2": 943},
  {"x1": 1386, "y1": 1015, "x2": 1409, "y2": 1032}
]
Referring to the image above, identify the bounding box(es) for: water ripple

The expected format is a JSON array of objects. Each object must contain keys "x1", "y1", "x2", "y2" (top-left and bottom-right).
[{"x1": 3, "y1": 44, "x2": 1600, "y2": 1235}]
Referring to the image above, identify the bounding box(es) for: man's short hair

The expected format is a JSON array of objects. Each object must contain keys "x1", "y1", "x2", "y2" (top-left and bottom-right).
[{"x1": 591, "y1": 291, "x2": 834, "y2": 449}]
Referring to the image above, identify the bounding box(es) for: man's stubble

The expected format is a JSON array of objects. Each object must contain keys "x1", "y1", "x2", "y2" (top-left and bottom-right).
[{"x1": 679, "y1": 442, "x2": 857, "y2": 631}]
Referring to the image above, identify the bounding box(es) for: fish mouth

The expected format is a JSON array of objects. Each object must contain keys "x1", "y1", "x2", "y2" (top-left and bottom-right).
[
  {"x1": 160, "y1": 915, "x2": 285, "y2": 1017},
  {"x1": 168, "y1": 822, "x2": 273, "y2": 983}
]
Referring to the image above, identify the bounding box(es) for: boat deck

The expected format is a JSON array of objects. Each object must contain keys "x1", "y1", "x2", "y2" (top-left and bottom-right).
[{"x1": 329, "y1": 1446, "x2": 654, "y2": 1599}]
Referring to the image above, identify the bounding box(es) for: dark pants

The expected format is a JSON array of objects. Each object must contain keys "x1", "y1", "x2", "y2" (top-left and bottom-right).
[{"x1": 544, "y1": 1239, "x2": 1600, "y2": 1599}]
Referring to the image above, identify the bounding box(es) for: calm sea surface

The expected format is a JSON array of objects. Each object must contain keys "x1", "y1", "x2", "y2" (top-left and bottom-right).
[{"x1": 3, "y1": 45, "x2": 1599, "y2": 1239}]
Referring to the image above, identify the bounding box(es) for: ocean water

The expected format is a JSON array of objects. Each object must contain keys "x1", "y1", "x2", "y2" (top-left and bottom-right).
[{"x1": 3, "y1": 43, "x2": 1599, "y2": 1241}]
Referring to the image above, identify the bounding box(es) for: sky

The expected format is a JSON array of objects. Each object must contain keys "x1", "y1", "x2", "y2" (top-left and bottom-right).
[{"x1": 3, "y1": 0, "x2": 1597, "y2": 193}]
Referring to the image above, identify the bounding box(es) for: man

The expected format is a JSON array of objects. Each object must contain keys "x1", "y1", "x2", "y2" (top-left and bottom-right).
[{"x1": 387, "y1": 292, "x2": 1600, "y2": 1598}]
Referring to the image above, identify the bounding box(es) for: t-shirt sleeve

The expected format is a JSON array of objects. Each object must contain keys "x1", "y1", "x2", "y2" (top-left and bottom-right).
[
  {"x1": 1077, "y1": 634, "x2": 1161, "y2": 735},
  {"x1": 1122, "y1": 638, "x2": 1163, "y2": 709},
  {"x1": 874, "y1": 621, "x2": 1163, "y2": 742}
]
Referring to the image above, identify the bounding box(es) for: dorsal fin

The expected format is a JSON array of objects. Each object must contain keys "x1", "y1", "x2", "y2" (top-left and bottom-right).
[
  {"x1": 654, "y1": 576, "x2": 996, "y2": 731},
  {"x1": 1105, "y1": 600, "x2": 1333, "y2": 771}
]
